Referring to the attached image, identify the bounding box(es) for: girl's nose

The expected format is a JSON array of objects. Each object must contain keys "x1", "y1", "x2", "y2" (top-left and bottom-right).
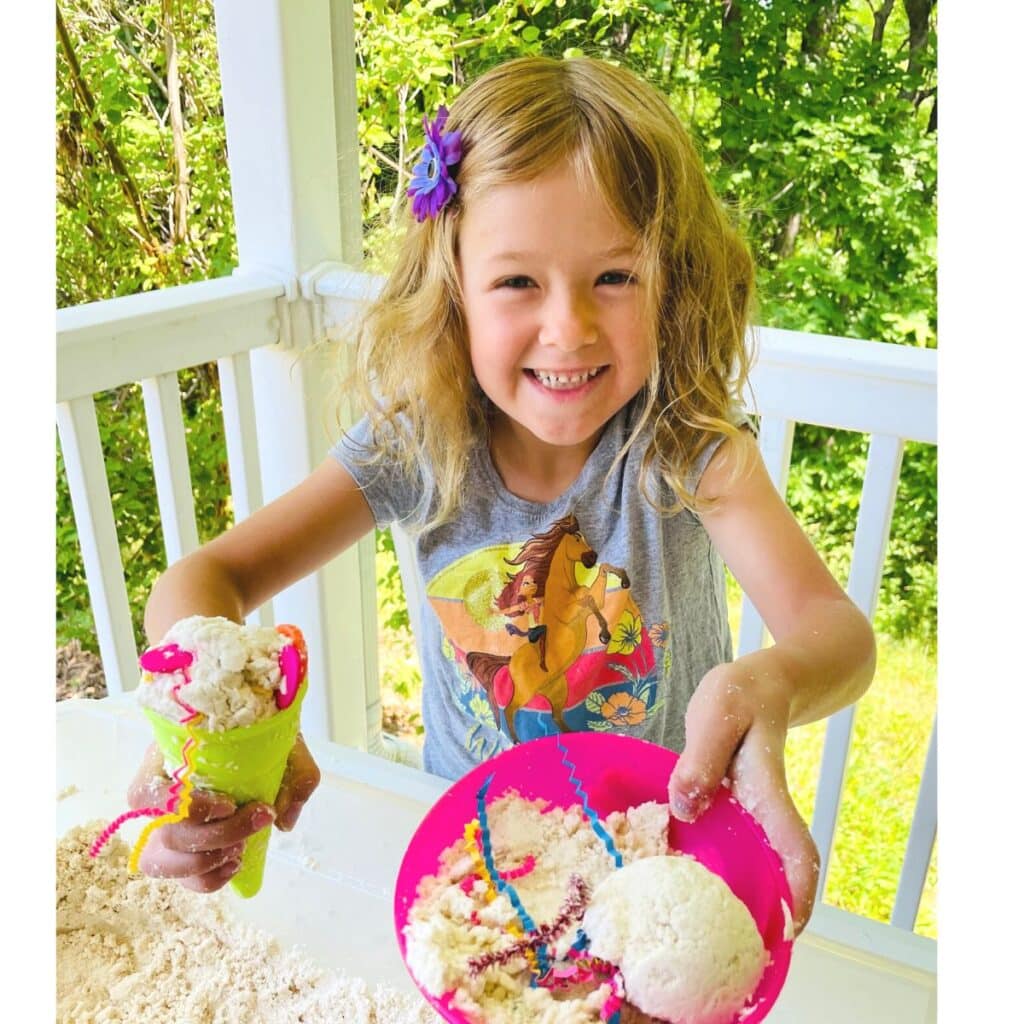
[{"x1": 538, "y1": 290, "x2": 598, "y2": 350}]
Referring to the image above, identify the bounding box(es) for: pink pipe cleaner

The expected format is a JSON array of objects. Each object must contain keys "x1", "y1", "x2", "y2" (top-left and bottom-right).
[
  {"x1": 126, "y1": 678, "x2": 201, "y2": 871},
  {"x1": 89, "y1": 645, "x2": 197, "y2": 860},
  {"x1": 460, "y1": 835, "x2": 535, "y2": 894},
  {"x1": 469, "y1": 874, "x2": 590, "y2": 976},
  {"x1": 600, "y1": 970, "x2": 625, "y2": 1021},
  {"x1": 88, "y1": 806, "x2": 168, "y2": 857},
  {"x1": 533, "y1": 945, "x2": 623, "y2": 994},
  {"x1": 536, "y1": 957, "x2": 615, "y2": 991}
]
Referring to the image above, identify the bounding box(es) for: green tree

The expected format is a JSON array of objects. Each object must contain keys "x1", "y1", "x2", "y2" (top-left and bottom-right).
[{"x1": 57, "y1": 0, "x2": 237, "y2": 650}]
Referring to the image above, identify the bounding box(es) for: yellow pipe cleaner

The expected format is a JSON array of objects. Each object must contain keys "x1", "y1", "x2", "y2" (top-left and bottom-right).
[
  {"x1": 463, "y1": 819, "x2": 539, "y2": 975},
  {"x1": 128, "y1": 720, "x2": 200, "y2": 873}
]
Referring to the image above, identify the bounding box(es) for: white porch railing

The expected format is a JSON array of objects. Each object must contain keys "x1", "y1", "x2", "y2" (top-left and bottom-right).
[
  {"x1": 58, "y1": 0, "x2": 381, "y2": 754},
  {"x1": 738, "y1": 327, "x2": 937, "y2": 918}
]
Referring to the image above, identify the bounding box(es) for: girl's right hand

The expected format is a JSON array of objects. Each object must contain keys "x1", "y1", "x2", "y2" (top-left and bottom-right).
[{"x1": 126, "y1": 743, "x2": 276, "y2": 893}]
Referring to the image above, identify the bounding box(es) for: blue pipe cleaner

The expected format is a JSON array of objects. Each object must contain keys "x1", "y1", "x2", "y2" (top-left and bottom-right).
[
  {"x1": 555, "y1": 738, "x2": 624, "y2": 869},
  {"x1": 476, "y1": 774, "x2": 550, "y2": 980}
]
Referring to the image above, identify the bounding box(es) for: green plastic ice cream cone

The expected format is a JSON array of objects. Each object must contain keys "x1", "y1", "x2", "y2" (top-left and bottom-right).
[{"x1": 142, "y1": 676, "x2": 307, "y2": 898}]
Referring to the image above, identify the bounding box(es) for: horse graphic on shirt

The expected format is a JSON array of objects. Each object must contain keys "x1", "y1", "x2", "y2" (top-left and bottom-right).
[{"x1": 465, "y1": 514, "x2": 630, "y2": 742}]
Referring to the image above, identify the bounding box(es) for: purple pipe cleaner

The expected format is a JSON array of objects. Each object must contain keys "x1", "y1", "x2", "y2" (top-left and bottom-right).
[{"x1": 407, "y1": 105, "x2": 462, "y2": 221}]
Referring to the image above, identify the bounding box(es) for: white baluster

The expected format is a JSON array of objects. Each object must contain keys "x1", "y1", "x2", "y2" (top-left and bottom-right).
[
  {"x1": 56, "y1": 397, "x2": 138, "y2": 693},
  {"x1": 141, "y1": 372, "x2": 200, "y2": 567},
  {"x1": 892, "y1": 718, "x2": 938, "y2": 930},
  {"x1": 218, "y1": 353, "x2": 272, "y2": 627},
  {"x1": 813, "y1": 433, "x2": 905, "y2": 901}
]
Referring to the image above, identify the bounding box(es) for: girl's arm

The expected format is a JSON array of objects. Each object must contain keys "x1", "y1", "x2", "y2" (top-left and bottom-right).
[
  {"x1": 132, "y1": 457, "x2": 376, "y2": 892},
  {"x1": 697, "y1": 429, "x2": 875, "y2": 725},
  {"x1": 145, "y1": 457, "x2": 376, "y2": 641},
  {"x1": 668, "y1": 429, "x2": 876, "y2": 933}
]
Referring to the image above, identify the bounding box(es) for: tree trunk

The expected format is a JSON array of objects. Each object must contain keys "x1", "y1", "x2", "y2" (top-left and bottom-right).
[
  {"x1": 612, "y1": 20, "x2": 636, "y2": 52},
  {"x1": 163, "y1": 5, "x2": 190, "y2": 245},
  {"x1": 901, "y1": 0, "x2": 935, "y2": 100},
  {"x1": 801, "y1": 0, "x2": 843, "y2": 61},
  {"x1": 773, "y1": 211, "x2": 802, "y2": 259},
  {"x1": 871, "y1": 0, "x2": 897, "y2": 45},
  {"x1": 394, "y1": 83, "x2": 408, "y2": 210},
  {"x1": 56, "y1": 4, "x2": 159, "y2": 253},
  {"x1": 662, "y1": 29, "x2": 682, "y2": 88},
  {"x1": 719, "y1": 0, "x2": 743, "y2": 168},
  {"x1": 781, "y1": 2, "x2": 844, "y2": 257}
]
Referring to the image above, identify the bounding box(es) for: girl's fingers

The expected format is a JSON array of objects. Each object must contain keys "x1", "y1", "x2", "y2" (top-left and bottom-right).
[
  {"x1": 184, "y1": 788, "x2": 239, "y2": 823},
  {"x1": 127, "y1": 743, "x2": 236, "y2": 823},
  {"x1": 160, "y1": 802, "x2": 275, "y2": 854},
  {"x1": 179, "y1": 858, "x2": 244, "y2": 893},
  {"x1": 274, "y1": 734, "x2": 321, "y2": 832},
  {"x1": 730, "y1": 726, "x2": 821, "y2": 934},
  {"x1": 669, "y1": 683, "x2": 749, "y2": 821},
  {"x1": 138, "y1": 836, "x2": 245, "y2": 881},
  {"x1": 126, "y1": 744, "x2": 172, "y2": 808}
]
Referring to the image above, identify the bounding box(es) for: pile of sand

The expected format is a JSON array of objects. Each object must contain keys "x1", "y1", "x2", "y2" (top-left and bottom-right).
[
  {"x1": 583, "y1": 855, "x2": 767, "y2": 1024},
  {"x1": 57, "y1": 824, "x2": 435, "y2": 1023}
]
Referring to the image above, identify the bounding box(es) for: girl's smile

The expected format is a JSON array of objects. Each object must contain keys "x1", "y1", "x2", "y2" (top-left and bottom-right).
[
  {"x1": 457, "y1": 162, "x2": 651, "y2": 494},
  {"x1": 525, "y1": 364, "x2": 609, "y2": 395}
]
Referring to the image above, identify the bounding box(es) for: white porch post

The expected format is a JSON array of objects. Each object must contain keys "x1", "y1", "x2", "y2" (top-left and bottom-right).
[{"x1": 212, "y1": 0, "x2": 381, "y2": 750}]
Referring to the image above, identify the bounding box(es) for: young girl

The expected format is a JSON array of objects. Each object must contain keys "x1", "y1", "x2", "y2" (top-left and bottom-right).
[{"x1": 129, "y1": 55, "x2": 875, "y2": 933}]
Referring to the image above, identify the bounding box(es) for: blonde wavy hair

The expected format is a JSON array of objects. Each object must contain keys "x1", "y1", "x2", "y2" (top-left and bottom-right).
[{"x1": 345, "y1": 55, "x2": 755, "y2": 530}]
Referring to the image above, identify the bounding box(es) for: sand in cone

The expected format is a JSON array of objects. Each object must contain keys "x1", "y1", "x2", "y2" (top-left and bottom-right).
[{"x1": 142, "y1": 677, "x2": 307, "y2": 898}]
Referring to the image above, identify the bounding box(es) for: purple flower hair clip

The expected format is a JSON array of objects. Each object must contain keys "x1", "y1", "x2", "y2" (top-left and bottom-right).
[{"x1": 407, "y1": 105, "x2": 462, "y2": 221}]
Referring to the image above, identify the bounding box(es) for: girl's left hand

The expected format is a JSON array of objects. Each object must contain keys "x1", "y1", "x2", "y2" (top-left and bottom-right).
[{"x1": 667, "y1": 664, "x2": 821, "y2": 935}]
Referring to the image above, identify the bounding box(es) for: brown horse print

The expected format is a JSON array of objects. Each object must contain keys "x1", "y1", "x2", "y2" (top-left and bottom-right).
[{"x1": 463, "y1": 514, "x2": 631, "y2": 743}]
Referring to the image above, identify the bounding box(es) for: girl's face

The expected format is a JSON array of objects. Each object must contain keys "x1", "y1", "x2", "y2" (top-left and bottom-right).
[{"x1": 457, "y1": 162, "x2": 651, "y2": 479}]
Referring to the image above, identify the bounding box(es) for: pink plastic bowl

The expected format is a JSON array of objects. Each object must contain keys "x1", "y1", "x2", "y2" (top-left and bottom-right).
[{"x1": 394, "y1": 732, "x2": 794, "y2": 1024}]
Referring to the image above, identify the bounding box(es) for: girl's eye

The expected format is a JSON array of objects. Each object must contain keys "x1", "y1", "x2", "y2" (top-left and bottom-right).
[
  {"x1": 499, "y1": 276, "x2": 534, "y2": 289},
  {"x1": 597, "y1": 271, "x2": 636, "y2": 286}
]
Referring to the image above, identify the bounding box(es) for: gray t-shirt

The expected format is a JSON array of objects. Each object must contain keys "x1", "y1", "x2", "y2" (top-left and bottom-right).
[{"x1": 331, "y1": 402, "x2": 733, "y2": 781}]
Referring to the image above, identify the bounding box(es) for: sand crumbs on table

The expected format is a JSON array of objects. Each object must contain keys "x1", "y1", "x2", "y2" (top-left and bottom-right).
[{"x1": 57, "y1": 824, "x2": 437, "y2": 1024}]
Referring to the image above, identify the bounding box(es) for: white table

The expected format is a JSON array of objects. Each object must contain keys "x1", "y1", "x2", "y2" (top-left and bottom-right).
[{"x1": 56, "y1": 697, "x2": 936, "y2": 1022}]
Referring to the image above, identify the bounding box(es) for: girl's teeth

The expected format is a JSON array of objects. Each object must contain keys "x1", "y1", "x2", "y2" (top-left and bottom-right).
[{"x1": 533, "y1": 368, "x2": 602, "y2": 389}]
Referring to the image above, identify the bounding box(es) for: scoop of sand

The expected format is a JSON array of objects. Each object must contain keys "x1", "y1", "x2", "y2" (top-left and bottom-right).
[{"x1": 583, "y1": 854, "x2": 767, "y2": 1024}]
